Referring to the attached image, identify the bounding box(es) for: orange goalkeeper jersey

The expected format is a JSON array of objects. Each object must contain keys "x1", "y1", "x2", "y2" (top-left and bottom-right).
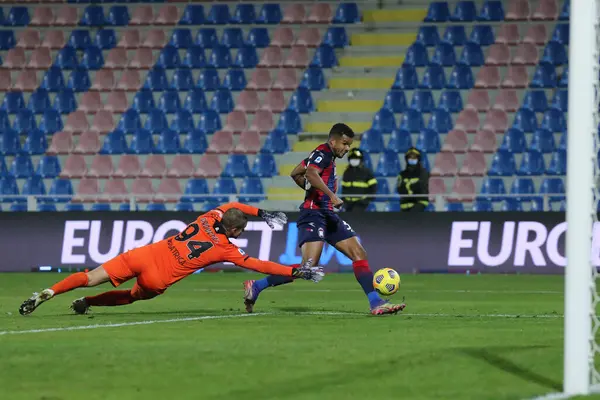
[{"x1": 148, "y1": 202, "x2": 294, "y2": 287}]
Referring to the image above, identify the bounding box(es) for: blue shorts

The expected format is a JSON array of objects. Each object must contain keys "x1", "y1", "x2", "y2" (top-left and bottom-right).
[{"x1": 297, "y1": 209, "x2": 356, "y2": 248}]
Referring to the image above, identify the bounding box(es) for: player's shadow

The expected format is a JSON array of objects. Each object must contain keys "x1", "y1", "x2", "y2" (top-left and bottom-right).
[{"x1": 459, "y1": 345, "x2": 561, "y2": 391}]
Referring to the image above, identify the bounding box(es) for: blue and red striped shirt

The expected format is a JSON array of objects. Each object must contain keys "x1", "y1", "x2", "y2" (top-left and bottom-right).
[{"x1": 300, "y1": 143, "x2": 337, "y2": 210}]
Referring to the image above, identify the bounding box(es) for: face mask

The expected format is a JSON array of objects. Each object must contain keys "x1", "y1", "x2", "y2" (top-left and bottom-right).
[
  {"x1": 407, "y1": 159, "x2": 418, "y2": 166},
  {"x1": 349, "y1": 159, "x2": 360, "y2": 167}
]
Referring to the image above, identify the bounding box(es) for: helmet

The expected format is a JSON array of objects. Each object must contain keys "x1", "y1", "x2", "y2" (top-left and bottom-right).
[
  {"x1": 404, "y1": 147, "x2": 421, "y2": 162},
  {"x1": 348, "y1": 148, "x2": 364, "y2": 160}
]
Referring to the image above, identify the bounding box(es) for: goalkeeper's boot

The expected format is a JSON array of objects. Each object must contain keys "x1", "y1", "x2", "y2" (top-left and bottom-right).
[
  {"x1": 19, "y1": 289, "x2": 55, "y2": 316},
  {"x1": 70, "y1": 297, "x2": 90, "y2": 315},
  {"x1": 370, "y1": 301, "x2": 406, "y2": 316},
  {"x1": 243, "y1": 280, "x2": 260, "y2": 313}
]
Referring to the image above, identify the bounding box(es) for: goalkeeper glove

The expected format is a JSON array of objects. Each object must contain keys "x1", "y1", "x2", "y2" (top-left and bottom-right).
[
  {"x1": 258, "y1": 209, "x2": 288, "y2": 229},
  {"x1": 291, "y1": 258, "x2": 325, "y2": 283}
]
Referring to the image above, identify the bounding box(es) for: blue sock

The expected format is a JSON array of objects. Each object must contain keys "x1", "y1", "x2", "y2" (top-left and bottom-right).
[
  {"x1": 353, "y1": 260, "x2": 384, "y2": 308},
  {"x1": 254, "y1": 275, "x2": 294, "y2": 293}
]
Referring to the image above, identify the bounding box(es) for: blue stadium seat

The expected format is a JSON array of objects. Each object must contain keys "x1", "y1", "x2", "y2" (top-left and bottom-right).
[
  {"x1": 132, "y1": 90, "x2": 155, "y2": 114},
  {"x1": 196, "y1": 28, "x2": 218, "y2": 48},
  {"x1": 100, "y1": 130, "x2": 129, "y2": 154},
  {"x1": 552, "y1": 24, "x2": 569, "y2": 45},
  {"x1": 198, "y1": 68, "x2": 221, "y2": 91},
  {"x1": 169, "y1": 29, "x2": 193, "y2": 50},
  {"x1": 28, "y1": 90, "x2": 51, "y2": 114},
  {"x1": 458, "y1": 43, "x2": 484, "y2": 66},
  {"x1": 300, "y1": 68, "x2": 326, "y2": 91},
  {"x1": 334, "y1": 3, "x2": 360, "y2": 23},
  {"x1": 129, "y1": 129, "x2": 155, "y2": 154},
  {"x1": 387, "y1": 129, "x2": 412, "y2": 153},
  {"x1": 0, "y1": 110, "x2": 9, "y2": 131},
  {"x1": 473, "y1": 199, "x2": 493, "y2": 211},
  {"x1": 222, "y1": 28, "x2": 245, "y2": 48},
  {"x1": 541, "y1": 109, "x2": 567, "y2": 132},
  {"x1": 198, "y1": 110, "x2": 222, "y2": 134},
  {"x1": 479, "y1": 177, "x2": 506, "y2": 202},
  {"x1": 23, "y1": 176, "x2": 46, "y2": 199},
  {"x1": 182, "y1": 46, "x2": 207, "y2": 69},
  {"x1": 450, "y1": 1, "x2": 477, "y2": 21},
  {"x1": 375, "y1": 150, "x2": 401, "y2": 177},
  {"x1": 175, "y1": 202, "x2": 194, "y2": 212},
  {"x1": 1, "y1": 92, "x2": 23, "y2": 113},
  {"x1": 117, "y1": 109, "x2": 141, "y2": 133},
  {"x1": 362, "y1": 153, "x2": 374, "y2": 170},
  {"x1": 37, "y1": 155, "x2": 61, "y2": 178},
  {"x1": 146, "y1": 203, "x2": 166, "y2": 212},
  {"x1": 384, "y1": 201, "x2": 401, "y2": 212},
  {"x1": 420, "y1": 152, "x2": 431, "y2": 171},
  {"x1": 416, "y1": 26, "x2": 440, "y2": 46},
  {"x1": 399, "y1": 110, "x2": 425, "y2": 132},
  {"x1": 0, "y1": 30, "x2": 15, "y2": 50},
  {"x1": 510, "y1": 178, "x2": 536, "y2": 202},
  {"x1": 541, "y1": 42, "x2": 568, "y2": 66},
  {"x1": 144, "y1": 68, "x2": 168, "y2": 91},
  {"x1": 184, "y1": 89, "x2": 208, "y2": 113},
  {"x1": 23, "y1": 128, "x2": 47, "y2": 154},
  {"x1": 207, "y1": 4, "x2": 231, "y2": 25},
  {"x1": 107, "y1": 6, "x2": 129, "y2": 26},
  {"x1": 233, "y1": 46, "x2": 258, "y2": 68},
  {"x1": 442, "y1": 25, "x2": 467, "y2": 45},
  {"x1": 0, "y1": 176, "x2": 18, "y2": 202},
  {"x1": 156, "y1": 129, "x2": 181, "y2": 154},
  {"x1": 404, "y1": 43, "x2": 429, "y2": 67},
  {"x1": 512, "y1": 109, "x2": 538, "y2": 133},
  {"x1": 371, "y1": 109, "x2": 396, "y2": 134},
  {"x1": 559, "y1": 66, "x2": 568, "y2": 88},
  {"x1": 478, "y1": 1, "x2": 504, "y2": 21},
  {"x1": 311, "y1": 45, "x2": 338, "y2": 68},
  {"x1": 247, "y1": 27, "x2": 270, "y2": 48},
  {"x1": 559, "y1": 1, "x2": 570, "y2": 21},
  {"x1": 517, "y1": 150, "x2": 546, "y2": 176},
  {"x1": 95, "y1": 29, "x2": 116, "y2": 49},
  {"x1": 446, "y1": 65, "x2": 474, "y2": 89},
  {"x1": 0, "y1": 129, "x2": 19, "y2": 155},
  {"x1": 212, "y1": 179, "x2": 237, "y2": 204},
  {"x1": 375, "y1": 178, "x2": 392, "y2": 203},
  {"x1": 69, "y1": 30, "x2": 92, "y2": 49},
  {"x1": 179, "y1": 5, "x2": 205, "y2": 25},
  {"x1": 49, "y1": 179, "x2": 73, "y2": 203},
  {"x1": 39, "y1": 110, "x2": 63, "y2": 135},
  {"x1": 288, "y1": 87, "x2": 314, "y2": 113},
  {"x1": 550, "y1": 90, "x2": 568, "y2": 112},
  {"x1": 170, "y1": 110, "x2": 195, "y2": 133},
  {"x1": 540, "y1": 177, "x2": 565, "y2": 201},
  {"x1": 158, "y1": 90, "x2": 182, "y2": 114},
  {"x1": 53, "y1": 90, "x2": 77, "y2": 114},
  {"x1": 256, "y1": 4, "x2": 282, "y2": 24},
  {"x1": 80, "y1": 6, "x2": 105, "y2": 26},
  {"x1": 54, "y1": 47, "x2": 78, "y2": 70},
  {"x1": 360, "y1": 129, "x2": 385, "y2": 153},
  {"x1": 437, "y1": 90, "x2": 463, "y2": 112},
  {"x1": 116, "y1": 203, "x2": 133, "y2": 212},
  {"x1": 324, "y1": 27, "x2": 349, "y2": 48},
  {"x1": 546, "y1": 150, "x2": 567, "y2": 175},
  {"x1": 10, "y1": 154, "x2": 33, "y2": 178},
  {"x1": 530, "y1": 64, "x2": 557, "y2": 88},
  {"x1": 558, "y1": 132, "x2": 567, "y2": 151},
  {"x1": 530, "y1": 129, "x2": 556, "y2": 153},
  {"x1": 392, "y1": 65, "x2": 418, "y2": 90},
  {"x1": 144, "y1": 109, "x2": 168, "y2": 134},
  {"x1": 13, "y1": 109, "x2": 36, "y2": 134},
  {"x1": 416, "y1": 129, "x2": 441, "y2": 153},
  {"x1": 41, "y1": 66, "x2": 66, "y2": 91},
  {"x1": 469, "y1": 25, "x2": 495, "y2": 45},
  {"x1": 0, "y1": 156, "x2": 6, "y2": 177},
  {"x1": 251, "y1": 153, "x2": 278, "y2": 177},
  {"x1": 383, "y1": 90, "x2": 407, "y2": 113},
  {"x1": 182, "y1": 178, "x2": 209, "y2": 202},
  {"x1": 157, "y1": 46, "x2": 181, "y2": 69},
  {"x1": 419, "y1": 65, "x2": 446, "y2": 89},
  {"x1": 521, "y1": 91, "x2": 548, "y2": 113},
  {"x1": 6, "y1": 7, "x2": 29, "y2": 26},
  {"x1": 277, "y1": 110, "x2": 302, "y2": 134},
  {"x1": 170, "y1": 68, "x2": 194, "y2": 91},
  {"x1": 261, "y1": 129, "x2": 289, "y2": 154},
  {"x1": 182, "y1": 130, "x2": 208, "y2": 154},
  {"x1": 91, "y1": 203, "x2": 111, "y2": 212},
  {"x1": 9, "y1": 203, "x2": 27, "y2": 211},
  {"x1": 65, "y1": 202, "x2": 85, "y2": 212},
  {"x1": 67, "y1": 68, "x2": 91, "y2": 92},
  {"x1": 487, "y1": 150, "x2": 516, "y2": 176},
  {"x1": 501, "y1": 199, "x2": 523, "y2": 212},
  {"x1": 445, "y1": 203, "x2": 465, "y2": 212},
  {"x1": 431, "y1": 43, "x2": 456, "y2": 66},
  {"x1": 210, "y1": 88, "x2": 234, "y2": 113},
  {"x1": 209, "y1": 46, "x2": 232, "y2": 68},
  {"x1": 427, "y1": 110, "x2": 452, "y2": 133},
  {"x1": 425, "y1": 2, "x2": 450, "y2": 22}
]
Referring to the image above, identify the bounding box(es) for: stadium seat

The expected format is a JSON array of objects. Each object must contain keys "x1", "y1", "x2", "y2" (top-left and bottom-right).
[
  {"x1": 129, "y1": 129, "x2": 155, "y2": 155},
  {"x1": 486, "y1": 44, "x2": 511, "y2": 65},
  {"x1": 559, "y1": 1, "x2": 570, "y2": 20},
  {"x1": 107, "y1": 6, "x2": 129, "y2": 26},
  {"x1": 207, "y1": 4, "x2": 231, "y2": 25},
  {"x1": 144, "y1": 109, "x2": 169, "y2": 134},
  {"x1": 154, "y1": 130, "x2": 181, "y2": 155},
  {"x1": 410, "y1": 91, "x2": 434, "y2": 113},
  {"x1": 37, "y1": 155, "x2": 61, "y2": 179},
  {"x1": 198, "y1": 68, "x2": 221, "y2": 91},
  {"x1": 247, "y1": 28, "x2": 270, "y2": 48},
  {"x1": 0, "y1": 176, "x2": 18, "y2": 203},
  {"x1": 209, "y1": 46, "x2": 232, "y2": 69},
  {"x1": 333, "y1": 3, "x2": 360, "y2": 23},
  {"x1": 211, "y1": 88, "x2": 235, "y2": 113},
  {"x1": 311, "y1": 45, "x2": 337, "y2": 68},
  {"x1": 222, "y1": 28, "x2": 245, "y2": 49},
  {"x1": 26, "y1": 90, "x2": 50, "y2": 114},
  {"x1": 180, "y1": 5, "x2": 205, "y2": 25},
  {"x1": 510, "y1": 178, "x2": 536, "y2": 202},
  {"x1": 251, "y1": 153, "x2": 278, "y2": 177},
  {"x1": 499, "y1": 128, "x2": 526, "y2": 153},
  {"x1": 473, "y1": 199, "x2": 493, "y2": 211},
  {"x1": 550, "y1": 90, "x2": 568, "y2": 112},
  {"x1": 100, "y1": 130, "x2": 128, "y2": 155},
  {"x1": 442, "y1": 26, "x2": 467, "y2": 46},
  {"x1": 132, "y1": 91, "x2": 155, "y2": 114},
  {"x1": 512, "y1": 109, "x2": 538, "y2": 133},
  {"x1": 54, "y1": 47, "x2": 78, "y2": 70},
  {"x1": 49, "y1": 178, "x2": 73, "y2": 203},
  {"x1": 142, "y1": 68, "x2": 167, "y2": 92},
  {"x1": 416, "y1": 129, "x2": 441, "y2": 153},
  {"x1": 22, "y1": 176, "x2": 46, "y2": 200},
  {"x1": 478, "y1": 1, "x2": 505, "y2": 21},
  {"x1": 207, "y1": 130, "x2": 234, "y2": 154},
  {"x1": 541, "y1": 109, "x2": 567, "y2": 132},
  {"x1": 81, "y1": 6, "x2": 105, "y2": 26},
  {"x1": 442, "y1": 129, "x2": 468, "y2": 153},
  {"x1": 458, "y1": 43, "x2": 484, "y2": 66},
  {"x1": 440, "y1": 90, "x2": 465, "y2": 112},
  {"x1": 211, "y1": 177, "x2": 237, "y2": 203},
  {"x1": 69, "y1": 30, "x2": 91, "y2": 50},
  {"x1": 521, "y1": 91, "x2": 549, "y2": 113},
  {"x1": 157, "y1": 90, "x2": 182, "y2": 114},
  {"x1": 530, "y1": 64, "x2": 557, "y2": 88},
  {"x1": 9, "y1": 203, "x2": 27, "y2": 211},
  {"x1": 300, "y1": 68, "x2": 326, "y2": 91},
  {"x1": 196, "y1": 28, "x2": 218, "y2": 48},
  {"x1": 465, "y1": 90, "x2": 490, "y2": 111},
  {"x1": 449, "y1": 177, "x2": 476, "y2": 202},
  {"x1": 7, "y1": 7, "x2": 29, "y2": 27},
  {"x1": 404, "y1": 43, "x2": 429, "y2": 67},
  {"x1": 287, "y1": 88, "x2": 314, "y2": 114},
  {"x1": 417, "y1": 26, "x2": 440, "y2": 47},
  {"x1": 474, "y1": 65, "x2": 501, "y2": 88},
  {"x1": 532, "y1": 0, "x2": 559, "y2": 20},
  {"x1": 276, "y1": 110, "x2": 302, "y2": 134},
  {"x1": 469, "y1": 25, "x2": 495, "y2": 45},
  {"x1": 529, "y1": 129, "x2": 556, "y2": 153},
  {"x1": 546, "y1": 150, "x2": 567, "y2": 175},
  {"x1": 399, "y1": 110, "x2": 425, "y2": 133},
  {"x1": 198, "y1": 111, "x2": 222, "y2": 134},
  {"x1": 383, "y1": 90, "x2": 407, "y2": 113},
  {"x1": 233, "y1": 46, "x2": 258, "y2": 69},
  {"x1": 53, "y1": 90, "x2": 77, "y2": 114},
  {"x1": 261, "y1": 130, "x2": 289, "y2": 154},
  {"x1": 41, "y1": 67, "x2": 65, "y2": 92},
  {"x1": 39, "y1": 110, "x2": 63, "y2": 135},
  {"x1": 183, "y1": 89, "x2": 207, "y2": 113},
  {"x1": 420, "y1": 66, "x2": 446, "y2": 89},
  {"x1": 255, "y1": 4, "x2": 281, "y2": 24},
  {"x1": 169, "y1": 29, "x2": 193, "y2": 50},
  {"x1": 431, "y1": 43, "x2": 456, "y2": 67},
  {"x1": 375, "y1": 150, "x2": 401, "y2": 177},
  {"x1": 427, "y1": 110, "x2": 452, "y2": 133},
  {"x1": 488, "y1": 151, "x2": 516, "y2": 176},
  {"x1": 157, "y1": 46, "x2": 181, "y2": 69},
  {"x1": 446, "y1": 65, "x2": 474, "y2": 89},
  {"x1": 324, "y1": 27, "x2": 349, "y2": 49},
  {"x1": 541, "y1": 42, "x2": 568, "y2": 65},
  {"x1": 372, "y1": 178, "x2": 392, "y2": 203},
  {"x1": 360, "y1": 130, "x2": 385, "y2": 153},
  {"x1": 454, "y1": 109, "x2": 480, "y2": 133},
  {"x1": 558, "y1": 132, "x2": 567, "y2": 151},
  {"x1": 181, "y1": 179, "x2": 208, "y2": 203},
  {"x1": 10, "y1": 154, "x2": 34, "y2": 178},
  {"x1": 517, "y1": 150, "x2": 546, "y2": 176},
  {"x1": 559, "y1": 66, "x2": 568, "y2": 88},
  {"x1": 425, "y1": 2, "x2": 450, "y2": 22},
  {"x1": 169, "y1": 69, "x2": 194, "y2": 91},
  {"x1": 450, "y1": 1, "x2": 477, "y2": 21},
  {"x1": 479, "y1": 177, "x2": 506, "y2": 202},
  {"x1": 392, "y1": 66, "x2": 418, "y2": 90},
  {"x1": 13, "y1": 110, "x2": 36, "y2": 134},
  {"x1": 371, "y1": 109, "x2": 396, "y2": 134},
  {"x1": 1, "y1": 92, "x2": 23, "y2": 114},
  {"x1": 540, "y1": 177, "x2": 565, "y2": 201}
]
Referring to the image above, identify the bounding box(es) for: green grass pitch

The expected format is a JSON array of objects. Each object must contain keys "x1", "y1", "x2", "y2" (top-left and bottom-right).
[{"x1": 0, "y1": 272, "x2": 597, "y2": 400}]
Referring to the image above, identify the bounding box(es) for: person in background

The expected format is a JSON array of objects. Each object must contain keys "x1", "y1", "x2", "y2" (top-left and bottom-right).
[
  {"x1": 397, "y1": 147, "x2": 429, "y2": 212},
  {"x1": 341, "y1": 148, "x2": 377, "y2": 212}
]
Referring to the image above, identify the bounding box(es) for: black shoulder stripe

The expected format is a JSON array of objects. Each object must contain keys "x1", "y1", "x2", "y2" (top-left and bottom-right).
[
  {"x1": 215, "y1": 208, "x2": 224, "y2": 213},
  {"x1": 243, "y1": 256, "x2": 249, "y2": 261}
]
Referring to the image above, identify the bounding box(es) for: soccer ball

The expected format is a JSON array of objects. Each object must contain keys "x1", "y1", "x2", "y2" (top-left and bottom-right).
[{"x1": 373, "y1": 268, "x2": 401, "y2": 296}]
